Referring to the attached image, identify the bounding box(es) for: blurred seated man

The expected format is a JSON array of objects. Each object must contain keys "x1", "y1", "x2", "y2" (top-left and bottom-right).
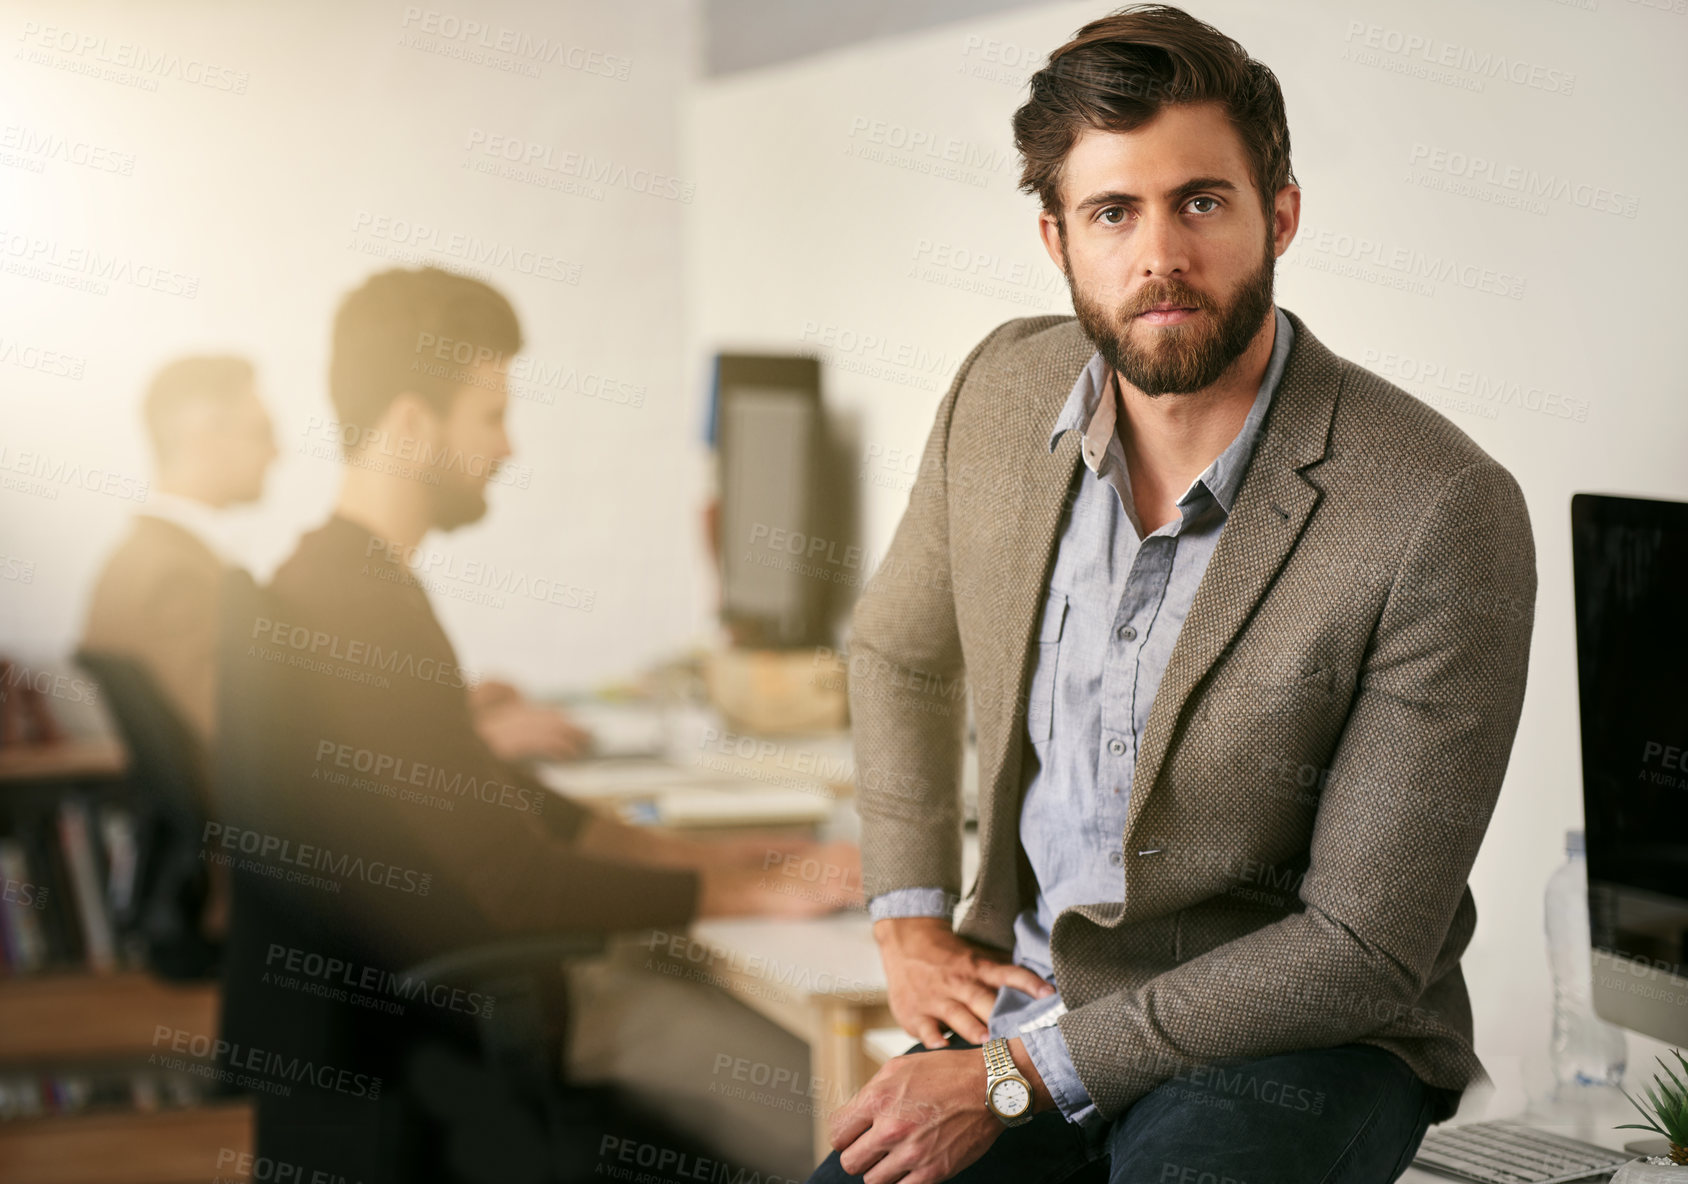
[
  {"x1": 82, "y1": 357, "x2": 275, "y2": 948},
  {"x1": 224, "y1": 264, "x2": 858, "y2": 1181},
  {"x1": 269, "y1": 263, "x2": 857, "y2": 923},
  {"x1": 82, "y1": 355, "x2": 276, "y2": 753}
]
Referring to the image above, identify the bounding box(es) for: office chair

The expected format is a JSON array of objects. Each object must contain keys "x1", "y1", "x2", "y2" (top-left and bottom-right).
[{"x1": 71, "y1": 648, "x2": 220, "y2": 979}]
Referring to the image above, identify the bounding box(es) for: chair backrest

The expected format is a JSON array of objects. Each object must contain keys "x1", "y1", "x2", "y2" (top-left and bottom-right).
[
  {"x1": 72, "y1": 649, "x2": 208, "y2": 819},
  {"x1": 72, "y1": 648, "x2": 217, "y2": 978}
]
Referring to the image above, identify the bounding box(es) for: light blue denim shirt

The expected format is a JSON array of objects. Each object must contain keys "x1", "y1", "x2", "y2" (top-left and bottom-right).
[{"x1": 868, "y1": 306, "x2": 1294, "y2": 1133}]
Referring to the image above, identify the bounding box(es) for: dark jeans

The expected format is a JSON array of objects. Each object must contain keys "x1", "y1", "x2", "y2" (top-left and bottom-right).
[{"x1": 807, "y1": 1037, "x2": 1452, "y2": 1184}]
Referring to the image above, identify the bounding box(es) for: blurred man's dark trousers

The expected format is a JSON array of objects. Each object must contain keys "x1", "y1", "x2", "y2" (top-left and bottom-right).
[{"x1": 805, "y1": 1035, "x2": 1455, "y2": 1184}]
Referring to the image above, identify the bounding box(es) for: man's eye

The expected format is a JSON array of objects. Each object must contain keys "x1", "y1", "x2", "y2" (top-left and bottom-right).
[
  {"x1": 1098, "y1": 206, "x2": 1126, "y2": 225},
  {"x1": 1189, "y1": 196, "x2": 1219, "y2": 213}
]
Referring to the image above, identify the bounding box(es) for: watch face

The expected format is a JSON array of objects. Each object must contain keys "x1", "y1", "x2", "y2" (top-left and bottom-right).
[{"x1": 990, "y1": 1078, "x2": 1031, "y2": 1118}]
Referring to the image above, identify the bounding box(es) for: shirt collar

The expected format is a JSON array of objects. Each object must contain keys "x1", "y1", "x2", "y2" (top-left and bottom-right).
[
  {"x1": 139, "y1": 490, "x2": 238, "y2": 563},
  {"x1": 1047, "y1": 304, "x2": 1295, "y2": 515}
]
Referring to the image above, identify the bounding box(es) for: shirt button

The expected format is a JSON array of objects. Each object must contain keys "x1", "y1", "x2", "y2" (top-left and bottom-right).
[
  {"x1": 1109, "y1": 850, "x2": 1123, "y2": 867},
  {"x1": 1117, "y1": 624, "x2": 1137, "y2": 641},
  {"x1": 1108, "y1": 738, "x2": 1126, "y2": 756}
]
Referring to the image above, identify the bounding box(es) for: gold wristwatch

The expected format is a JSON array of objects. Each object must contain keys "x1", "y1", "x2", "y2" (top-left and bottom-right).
[{"x1": 983, "y1": 1037, "x2": 1033, "y2": 1127}]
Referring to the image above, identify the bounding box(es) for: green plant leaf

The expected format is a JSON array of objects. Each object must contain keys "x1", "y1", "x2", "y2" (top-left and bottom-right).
[{"x1": 1617, "y1": 1050, "x2": 1688, "y2": 1143}]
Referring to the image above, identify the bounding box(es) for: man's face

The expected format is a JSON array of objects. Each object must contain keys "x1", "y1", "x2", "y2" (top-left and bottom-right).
[
  {"x1": 422, "y1": 360, "x2": 513, "y2": 531},
  {"x1": 206, "y1": 385, "x2": 276, "y2": 505},
  {"x1": 1038, "y1": 101, "x2": 1296, "y2": 397}
]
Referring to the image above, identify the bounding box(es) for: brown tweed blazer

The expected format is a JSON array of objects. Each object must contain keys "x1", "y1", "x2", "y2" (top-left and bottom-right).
[{"x1": 847, "y1": 306, "x2": 1536, "y2": 1122}]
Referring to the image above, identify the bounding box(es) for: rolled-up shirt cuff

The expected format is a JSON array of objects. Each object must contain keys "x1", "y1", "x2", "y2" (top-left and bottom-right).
[
  {"x1": 866, "y1": 887, "x2": 952, "y2": 922},
  {"x1": 1020, "y1": 1022, "x2": 1104, "y2": 1134}
]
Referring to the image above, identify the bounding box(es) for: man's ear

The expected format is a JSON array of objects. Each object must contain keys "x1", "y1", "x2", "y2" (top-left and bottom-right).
[
  {"x1": 380, "y1": 390, "x2": 442, "y2": 444},
  {"x1": 1036, "y1": 210, "x2": 1067, "y2": 273},
  {"x1": 1271, "y1": 183, "x2": 1301, "y2": 259}
]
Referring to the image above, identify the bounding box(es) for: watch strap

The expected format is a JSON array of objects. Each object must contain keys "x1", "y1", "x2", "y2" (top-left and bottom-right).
[{"x1": 983, "y1": 1037, "x2": 1018, "y2": 1078}]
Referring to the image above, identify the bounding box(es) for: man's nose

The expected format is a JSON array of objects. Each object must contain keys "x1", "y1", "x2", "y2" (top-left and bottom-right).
[{"x1": 1135, "y1": 209, "x2": 1192, "y2": 278}]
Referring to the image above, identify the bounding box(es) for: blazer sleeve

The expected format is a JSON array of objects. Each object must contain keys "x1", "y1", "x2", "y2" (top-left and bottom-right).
[
  {"x1": 849, "y1": 322, "x2": 1009, "y2": 905},
  {"x1": 1054, "y1": 458, "x2": 1538, "y2": 1119}
]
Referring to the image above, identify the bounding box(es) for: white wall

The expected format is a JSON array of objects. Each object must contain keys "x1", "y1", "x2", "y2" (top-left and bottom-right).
[
  {"x1": 1, "y1": 0, "x2": 709, "y2": 693},
  {"x1": 683, "y1": 0, "x2": 1688, "y2": 1117}
]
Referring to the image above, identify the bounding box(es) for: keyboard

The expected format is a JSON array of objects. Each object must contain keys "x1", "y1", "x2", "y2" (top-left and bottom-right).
[{"x1": 1412, "y1": 1119, "x2": 1633, "y2": 1182}]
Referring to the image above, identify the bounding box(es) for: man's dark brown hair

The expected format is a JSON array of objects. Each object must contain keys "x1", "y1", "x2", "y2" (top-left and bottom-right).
[
  {"x1": 328, "y1": 266, "x2": 522, "y2": 451},
  {"x1": 1013, "y1": 4, "x2": 1295, "y2": 232}
]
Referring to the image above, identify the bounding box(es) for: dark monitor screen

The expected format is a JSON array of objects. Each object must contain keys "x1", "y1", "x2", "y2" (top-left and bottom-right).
[
  {"x1": 1572, "y1": 493, "x2": 1688, "y2": 985},
  {"x1": 715, "y1": 354, "x2": 827, "y2": 649}
]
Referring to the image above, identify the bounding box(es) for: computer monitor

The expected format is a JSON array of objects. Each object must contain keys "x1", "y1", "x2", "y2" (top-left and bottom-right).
[
  {"x1": 1571, "y1": 492, "x2": 1688, "y2": 1045},
  {"x1": 713, "y1": 354, "x2": 828, "y2": 649}
]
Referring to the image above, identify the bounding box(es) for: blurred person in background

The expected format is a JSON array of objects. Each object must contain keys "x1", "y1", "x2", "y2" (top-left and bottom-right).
[
  {"x1": 82, "y1": 355, "x2": 277, "y2": 753},
  {"x1": 81, "y1": 356, "x2": 277, "y2": 950},
  {"x1": 269, "y1": 264, "x2": 857, "y2": 913},
  {"x1": 217, "y1": 266, "x2": 853, "y2": 1180}
]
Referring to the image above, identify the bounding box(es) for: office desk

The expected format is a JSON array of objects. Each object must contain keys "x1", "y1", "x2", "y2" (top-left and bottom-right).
[
  {"x1": 537, "y1": 714, "x2": 887, "y2": 1161},
  {"x1": 637, "y1": 831, "x2": 980, "y2": 1162},
  {"x1": 650, "y1": 912, "x2": 893, "y2": 1161},
  {"x1": 579, "y1": 714, "x2": 1643, "y2": 1177},
  {"x1": 573, "y1": 731, "x2": 1625, "y2": 1176}
]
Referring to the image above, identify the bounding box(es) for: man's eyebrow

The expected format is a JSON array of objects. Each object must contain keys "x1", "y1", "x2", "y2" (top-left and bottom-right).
[{"x1": 1073, "y1": 176, "x2": 1239, "y2": 214}]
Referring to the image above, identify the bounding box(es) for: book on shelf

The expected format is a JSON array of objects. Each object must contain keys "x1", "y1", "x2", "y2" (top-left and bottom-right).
[
  {"x1": 0, "y1": 838, "x2": 49, "y2": 970},
  {"x1": 0, "y1": 1066, "x2": 211, "y2": 1120},
  {"x1": 0, "y1": 794, "x2": 143, "y2": 975}
]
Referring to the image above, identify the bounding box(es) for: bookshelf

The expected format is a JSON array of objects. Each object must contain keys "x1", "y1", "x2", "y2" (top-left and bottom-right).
[
  {"x1": 0, "y1": 740, "x2": 126, "y2": 785},
  {"x1": 0, "y1": 973, "x2": 219, "y2": 1062},
  {"x1": 0, "y1": 738, "x2": 254, "y2": 1184},
  {"x1": 0, "y1": 1106, "x2": 254, "y2": 1184}
]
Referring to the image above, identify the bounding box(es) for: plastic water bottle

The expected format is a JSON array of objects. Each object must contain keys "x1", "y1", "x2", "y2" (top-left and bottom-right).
[{"x1": 1544, "y1": 829, "x2": 1627, "y2": 1088}]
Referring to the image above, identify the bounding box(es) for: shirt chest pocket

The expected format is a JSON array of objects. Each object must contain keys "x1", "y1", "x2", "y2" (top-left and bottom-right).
[{"x1": 1025, "y1": 591, "x2": 1068, "y2": 746}]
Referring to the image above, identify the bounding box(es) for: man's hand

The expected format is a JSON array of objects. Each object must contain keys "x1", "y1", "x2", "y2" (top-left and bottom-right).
[
  {"x1": 697, "y1": 859, "x2": 842, "y2": 918},
  {"x1": 696, "y1": 839, "x2": 862, "y2": 917},
  {"x1": 875, "y1": 917, "x2": 1053, "y2": 1048},
  {"x1": 829, "y1": 1040, "x2": 1050, "y2": 1184},
  {"x1": 577, "y1": 816, "x2": 863, "y2": 918},
  {"x1": 475, "y1": 695, "x2": 593, "y2": 762},
  {"x1": 466, "y1": 677, "x2": 522, "y2": 713},
  {"x1": 703, "y1": 831, "x2": 816, "y2": 867}
]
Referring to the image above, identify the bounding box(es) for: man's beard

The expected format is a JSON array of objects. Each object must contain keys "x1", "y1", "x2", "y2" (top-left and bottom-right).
[
  {"x1": 425, "y1": 469, "x2": 490, "y2": 531},
  {"x1": 1067, "y1": 234, "x2": 1275, "y2": 397}
]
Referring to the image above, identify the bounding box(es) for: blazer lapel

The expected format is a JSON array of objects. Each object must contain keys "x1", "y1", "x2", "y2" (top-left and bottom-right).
[
  {"x1": 977, "y1": 329, "x2": 1091, "y2": 840},
  {"x1": 1119, "y1": 307, "x2": 1340, "y2": 849}
]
